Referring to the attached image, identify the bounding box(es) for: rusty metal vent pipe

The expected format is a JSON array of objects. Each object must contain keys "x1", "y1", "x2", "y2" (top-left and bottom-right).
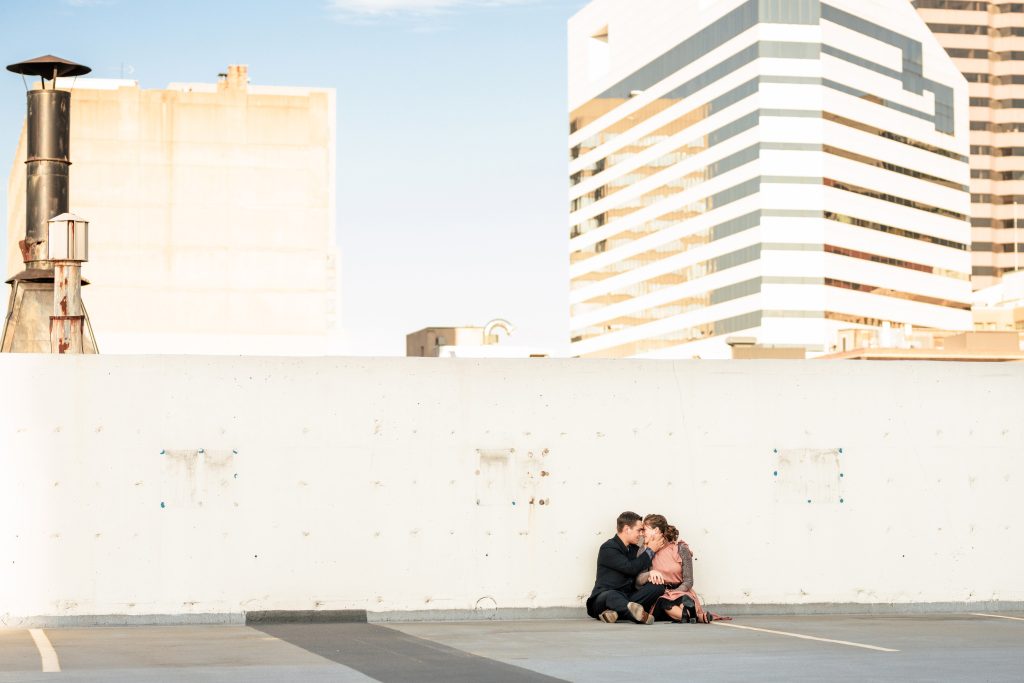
[{"x1": 7, "y1": 55, "x2": 90, "y2": 268}]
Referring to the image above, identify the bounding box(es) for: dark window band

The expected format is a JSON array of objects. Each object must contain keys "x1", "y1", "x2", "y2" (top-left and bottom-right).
[
  {"x1": 984, "y1": 100, "x2": 1024, "y2": 110},
  {"x1": 990, "y1": 193, "x2": 1024, "y2": 204},
  {"x1": 913, "y1": 1, "x2": 987, "y2": 9},
  {"x1": 824, "y1": 278, "x2": 971, "y2": 309},
  {"x1": 992, "y1": 50, "x2": 1024, "y2": 61},
  {"x1": 822, "y1": 112, "x2": 966, "y2": 162},
  {"x1": 764, "y1": 309, "x2": 942, "y2": 331},
  {"x1": 824, "y1": 212, "x2": 967, "y2": 251},
  {"x1": 823, "y1": 144, "x2": 967, "y2": 191},
  {"x1": 926, "y1": 23, "x2": 987, "y2": 35},
  {"x1": 988, "y1": 218, "x2": 1024, "y2": 229},
  {"x1": 944, "y1": 48, "x2": 989, "y2": 59},
  {"x1": 823, "y1": 244, "x2": 970, "y2": 280},
  {"x1": 822, "y1": 310, "x2": 937, "y2": 329},
  {"x1": 971, "y1": 242, "x2": 1023, "y2": 253},
  {"x1": 990, "y1": 122, "x2": 1024, "y2": 133},
  {"x1": 971, "y1": 266, "x2": 1024, "y2": 279},
  {"x1": 823, "y1": 178, "x2": 968, "y2": 221}
]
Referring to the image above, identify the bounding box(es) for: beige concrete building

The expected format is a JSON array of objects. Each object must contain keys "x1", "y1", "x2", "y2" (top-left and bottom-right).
[
  {"x1": 4, "y1": 65, "x2": 338, "y2": 354},
  {"x1": 819, "y1": 328, "x2": 1024, "y2": 359},
  {"x1": 914, "y1": 1, "x2": 1024, "y2": 288},
  {"x1": 407, "y1": 326, "x2": 494, "y2": 357},
  {"x1": 725, "y1": 337, "x2": 807, "y2": 359},
  {"x1": 406, "y1": 320, "x2": 550, "y2": 358}
]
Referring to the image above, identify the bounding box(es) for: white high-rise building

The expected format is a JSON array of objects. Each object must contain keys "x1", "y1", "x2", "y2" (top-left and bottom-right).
[{"x1": 568, "y1": 0, "x2": 974, "y2": 358}]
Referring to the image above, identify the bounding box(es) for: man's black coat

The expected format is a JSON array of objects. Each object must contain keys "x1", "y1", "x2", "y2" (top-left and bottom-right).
[{"x1": 585, "y1": 535, "x2": 652, "y2": 612}]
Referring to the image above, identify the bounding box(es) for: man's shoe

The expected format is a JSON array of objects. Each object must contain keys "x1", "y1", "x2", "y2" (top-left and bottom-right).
[
  {"x1": 627, "y1": 602, "x2": 655, "y2": 625},
  {"x1": 598, "y1": 610, "x2": 618, "y2": 623}
]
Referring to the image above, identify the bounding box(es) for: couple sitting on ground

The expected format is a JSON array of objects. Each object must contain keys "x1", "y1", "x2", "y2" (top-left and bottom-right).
[{"x1": 586, "y1": 510, "x2": 724, "y2": 625}]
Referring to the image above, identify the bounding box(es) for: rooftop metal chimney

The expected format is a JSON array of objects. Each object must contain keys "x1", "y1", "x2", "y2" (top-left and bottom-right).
[{"x1": 1, "y1": 55, "x2": 98, "y2": 353}]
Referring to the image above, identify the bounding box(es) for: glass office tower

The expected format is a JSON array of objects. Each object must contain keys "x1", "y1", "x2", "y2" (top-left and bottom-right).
[{"x1": 568, "y1": 0, "x2": 973, "y2": 358}]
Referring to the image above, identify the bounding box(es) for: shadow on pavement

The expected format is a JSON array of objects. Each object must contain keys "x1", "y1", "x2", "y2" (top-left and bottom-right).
[{"x1": 253, "y1": 622, "x2": 568, "y2": 683}]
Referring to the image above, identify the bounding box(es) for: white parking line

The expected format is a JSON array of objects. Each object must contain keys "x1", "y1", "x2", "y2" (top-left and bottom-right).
[
  {"x1": 28, "y1": 629, "x2": 61, "y2": 673},
  {"x1": 715, "y1": 622, "x2": 899, "y2": 652},
  {"x1": 970, "y1": 613, "x2": 1024, "y2": 622}
]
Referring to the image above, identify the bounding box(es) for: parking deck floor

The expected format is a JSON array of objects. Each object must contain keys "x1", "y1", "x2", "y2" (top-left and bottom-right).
[{"x1": 1, "y1": 612, "x2": 1022, "y2": 682}]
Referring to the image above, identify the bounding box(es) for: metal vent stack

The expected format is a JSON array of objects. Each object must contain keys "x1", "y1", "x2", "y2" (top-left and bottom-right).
[{"x1": 1, "y1": 55, "x2": 98, "y2": 353}]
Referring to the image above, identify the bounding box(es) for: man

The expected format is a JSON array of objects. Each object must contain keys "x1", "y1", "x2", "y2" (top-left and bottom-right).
[{"x1": 586, "y1": 510, "x2": 666, "y2": 624}]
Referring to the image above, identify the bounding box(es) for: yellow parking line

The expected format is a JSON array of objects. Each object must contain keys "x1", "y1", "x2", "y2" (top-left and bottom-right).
[
  {"x1": 28, "y1": 629, "x2": 61, "y2": 673},
  {"x1": 715, "y1": 622, "x2": 899, "y2": 652},
  {"x1": 970, "y1": 613, "x2": 1024, "y2": 622}
]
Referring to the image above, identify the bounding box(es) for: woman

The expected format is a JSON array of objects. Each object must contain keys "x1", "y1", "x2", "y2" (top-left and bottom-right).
[{"x1": 639, "y1": 513, "x2": 728, "y2": 623}]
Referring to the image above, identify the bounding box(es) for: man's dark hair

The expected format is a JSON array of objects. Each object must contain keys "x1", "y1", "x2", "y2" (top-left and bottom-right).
[{"x1": 616, "y1": 511, "x2": 642, "y2": 532}]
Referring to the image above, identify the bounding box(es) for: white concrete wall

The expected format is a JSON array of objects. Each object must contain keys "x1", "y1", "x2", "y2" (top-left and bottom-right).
[{"x1": 1, "y1": 355, "x2": 1021, "y2": 622}]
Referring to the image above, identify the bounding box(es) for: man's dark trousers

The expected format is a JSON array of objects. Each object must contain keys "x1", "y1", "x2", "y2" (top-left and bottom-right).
[
  {"x1": 586, "y1": 535, "x2": 662, "y2": 622},
  {"x1": 588, "y1": 583, "x2": 665, "y2": 622}
]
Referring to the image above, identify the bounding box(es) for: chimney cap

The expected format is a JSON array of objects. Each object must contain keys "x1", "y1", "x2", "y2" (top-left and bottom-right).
[
  {"x1": 7, "y1": 55, "x2": 91, "y2": 79},
  {"x1": 48, "y1": 212, "x2": 88, "y2": 223}
]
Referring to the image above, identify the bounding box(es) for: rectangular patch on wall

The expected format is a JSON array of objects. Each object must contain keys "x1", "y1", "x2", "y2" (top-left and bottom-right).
[
  {"x1": 474, "y1": 448, "x2": 551, "y2": 509},
  {"x1": 160, "y1": 448, "x2": 239, "y2": 510},
  {"x1": 475, "y1": 448, "x2": 517, "y2": 508},
  {"x1": 772, "y1": 448, "x2": 843, "y2": 504}
]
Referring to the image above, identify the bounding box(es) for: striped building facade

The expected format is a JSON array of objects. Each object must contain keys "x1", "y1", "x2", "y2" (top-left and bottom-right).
[
  {"x1": 568, "y1": 0, "x2": 974, "y2": 358},
  {"x1": 914, "y1": 0, "x2": 1024, "y2": 289}
]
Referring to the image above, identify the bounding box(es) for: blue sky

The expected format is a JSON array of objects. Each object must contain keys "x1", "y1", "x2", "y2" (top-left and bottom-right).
[{"x1": 0, "y1": 0, "x2": 589, "y2": 355}]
